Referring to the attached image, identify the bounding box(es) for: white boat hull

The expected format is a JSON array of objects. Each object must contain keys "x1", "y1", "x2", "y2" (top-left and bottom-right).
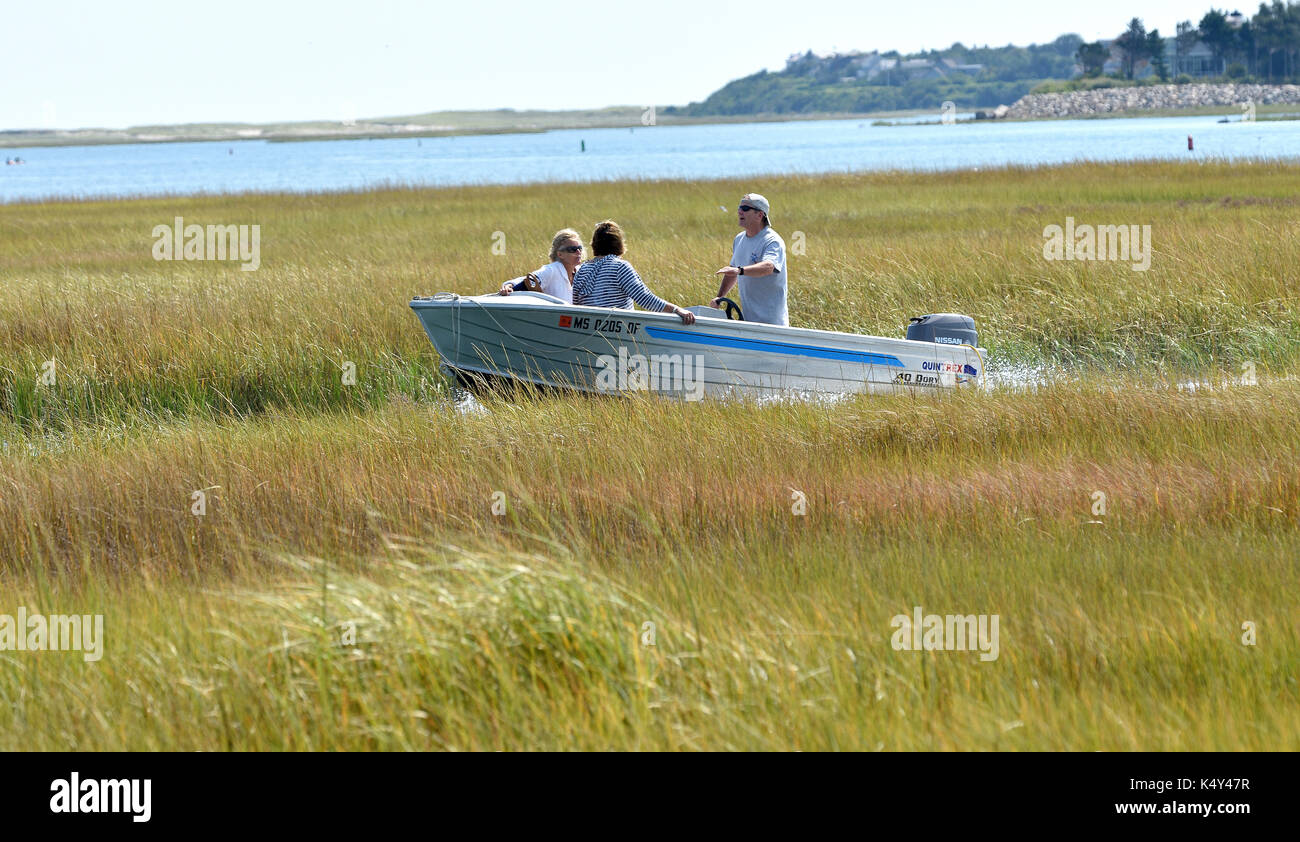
[{"x1": 409, "y1": 293, "x2": 984, "y2": 399}]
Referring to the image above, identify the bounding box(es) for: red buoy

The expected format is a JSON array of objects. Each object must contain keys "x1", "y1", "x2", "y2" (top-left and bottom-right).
[{"x1": 1188, "y1": 135, "x2": 1194, "y2": 151}]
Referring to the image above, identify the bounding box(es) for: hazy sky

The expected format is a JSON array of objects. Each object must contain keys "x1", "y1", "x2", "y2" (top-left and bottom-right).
[{"x1": 2, "y1": 0, "x2": 1234, "y2": 129}]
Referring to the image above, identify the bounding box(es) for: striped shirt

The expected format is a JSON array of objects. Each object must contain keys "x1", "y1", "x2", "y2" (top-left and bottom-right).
[{"x1": 572, "y1": 255, "x2": 669, "y2": 312}]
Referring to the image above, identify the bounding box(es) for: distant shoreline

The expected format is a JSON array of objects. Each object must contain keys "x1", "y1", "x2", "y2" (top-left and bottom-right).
[
  {"x1": 0, "y1": 109, "x2": 931, "y2": 150},
  {"x1": 8, "y1": 98, "x2": 1300, "y2": 150}
]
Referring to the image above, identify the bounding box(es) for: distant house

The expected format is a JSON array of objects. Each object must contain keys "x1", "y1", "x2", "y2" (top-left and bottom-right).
[
  {"x1": 1168, "y1": 39, "x2": 1223, "y2": 77},
  {"x1": 1165, "y1": 10, "x2": 1241, "y2": 76},
  {"x1": 1100, "y1": 40, "x2": 1124, "y2": 76},
  {"x1": 783, "y1": 50, "x2": 840, "y2": 76},
  {"x1": 1093, "y1": 35, "x2": 1226, "y2": 79},
  {"x1": 899, "y1": 58, "x2": 947, "y2": 80},
  {"x1": 941, "y1": 58, "x2": 985, "y2": 75},
  {"x1": 839, "y1": 51, "x2": 983, "y2": 82},
  {"x1": 847, "y1": 52, "x2": 898, "y2": 79}
]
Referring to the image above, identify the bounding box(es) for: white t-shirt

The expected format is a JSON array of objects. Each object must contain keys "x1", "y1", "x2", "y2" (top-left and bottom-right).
[
  {"x1": 519, "y1": 261, "x2": 573, "y2": 303},
  {"x1": 731, "y1": 228, "x2": 788, "y2": 326}
]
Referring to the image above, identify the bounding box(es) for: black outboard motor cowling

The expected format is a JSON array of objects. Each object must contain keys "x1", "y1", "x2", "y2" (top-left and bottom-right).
[{"x1": 906, "y1": 313, "x2": 977, "y2": 347}]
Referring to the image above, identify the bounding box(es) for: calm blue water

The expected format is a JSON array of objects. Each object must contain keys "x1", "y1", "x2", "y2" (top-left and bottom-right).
[{"x1": 2, "y1": 114, "x2": 1297, "y2": 203}]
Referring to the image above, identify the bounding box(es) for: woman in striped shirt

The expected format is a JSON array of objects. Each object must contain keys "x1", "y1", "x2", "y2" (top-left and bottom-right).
[{"x1": 572, "y1": 221, "x2": 696, "y2": 324}]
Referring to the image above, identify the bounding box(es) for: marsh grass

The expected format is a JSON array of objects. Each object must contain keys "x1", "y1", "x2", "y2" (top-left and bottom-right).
[
  {"x1": 0, "y1": 374, "x2": 1295, "y2": 572},
  {"x1": 2, "y1": 160, "x2": 1298, "y2": 432},
  {"x1": 0, "y1": 161, "x2": 1297, "y2": 749},
  {"x1": 3, "y1": 527, "x2": 1295, "y2": 751}
]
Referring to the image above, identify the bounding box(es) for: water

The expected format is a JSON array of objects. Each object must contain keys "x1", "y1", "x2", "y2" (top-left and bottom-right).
[{"x1": 2, "y1": 114, "x2": 1298, "y2": 203}]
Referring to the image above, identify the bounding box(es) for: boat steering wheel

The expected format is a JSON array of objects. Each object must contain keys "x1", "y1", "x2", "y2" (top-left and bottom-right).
[{"x1": 716, "y1": 297, "x2": 744, "y2": 321}]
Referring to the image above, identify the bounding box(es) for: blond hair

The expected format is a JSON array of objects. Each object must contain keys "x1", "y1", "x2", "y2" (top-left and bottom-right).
[{"x1": 548, "y1": 228, "x2": 583, "y2": 262}]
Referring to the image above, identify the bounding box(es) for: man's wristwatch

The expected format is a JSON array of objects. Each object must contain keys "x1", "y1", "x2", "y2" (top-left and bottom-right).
[{"x1": 737, "y1": 265, "x2": 745, "y2": 275}]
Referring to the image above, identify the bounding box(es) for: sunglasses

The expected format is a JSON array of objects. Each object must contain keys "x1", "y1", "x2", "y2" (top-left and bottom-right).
[
  {"x1": 560, "y1": 245, "x2": 584, "y2": 253},
  {"x1": 738, "y1": 205, "x2": 758, "y2": 212}
]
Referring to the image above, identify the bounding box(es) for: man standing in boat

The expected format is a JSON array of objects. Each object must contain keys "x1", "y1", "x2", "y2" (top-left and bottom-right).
[{"x1": 712, "y1": 193, "x2": 788, "y2": 326}]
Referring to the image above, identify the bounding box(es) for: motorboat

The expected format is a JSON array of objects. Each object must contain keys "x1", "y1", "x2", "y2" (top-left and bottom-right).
[{"x1": 409, "y1": 291, "x2": 985, "y2": 400}]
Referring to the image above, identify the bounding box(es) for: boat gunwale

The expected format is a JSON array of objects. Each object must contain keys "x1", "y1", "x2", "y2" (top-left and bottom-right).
[{"x1": 409, "y1": 293, "x2": 986, "y2": 357}]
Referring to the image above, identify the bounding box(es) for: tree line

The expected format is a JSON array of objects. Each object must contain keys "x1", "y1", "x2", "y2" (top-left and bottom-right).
[
  {"x1": 668, "y1": 4, "x2": 1300, "y2": 118},
  {"x1": 1077, "y1": 3, "x2": 1300, "y2": 81}
]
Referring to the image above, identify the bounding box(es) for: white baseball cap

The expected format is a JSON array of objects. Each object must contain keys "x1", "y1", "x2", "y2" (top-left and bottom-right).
[{"x1": 740, "y1": 193, "x2": 771, "y2": 223}]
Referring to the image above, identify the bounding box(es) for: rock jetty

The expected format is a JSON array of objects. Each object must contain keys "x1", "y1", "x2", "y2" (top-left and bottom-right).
[{"x1": 1004, "y1": 83, "x2": 1300, "y2": 119}]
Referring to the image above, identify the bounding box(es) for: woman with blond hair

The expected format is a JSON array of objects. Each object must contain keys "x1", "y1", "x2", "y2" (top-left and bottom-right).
[
  {"x1": 497, "y1": 228, "x2": 584, "y2": 303},
  {"x1": 571, "y1": 221, "x2": 695, "y2": 324}
]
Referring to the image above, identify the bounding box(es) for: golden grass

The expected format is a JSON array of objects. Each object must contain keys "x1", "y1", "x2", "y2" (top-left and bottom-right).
[
  {"x1": 2, "y1": 378, "x2": 1297, "y2": 576},
  {"x1": 1, "y1": 161, "x2": 1297, "y2": 750},
  {"x1": 2, "y1": 532, "x2": 1295, "y2": 750},
  {"x1": 2, "y1": 160, "x2": 1298, "y2": 432}
]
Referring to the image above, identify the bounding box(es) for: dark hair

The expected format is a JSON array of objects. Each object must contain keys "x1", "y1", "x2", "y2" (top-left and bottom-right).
[{"x1": 590, "y1": 220, "x2": 625, "y2": 257}]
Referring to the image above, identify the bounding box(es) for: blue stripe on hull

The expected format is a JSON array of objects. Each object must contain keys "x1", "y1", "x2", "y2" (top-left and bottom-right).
[{"x1": 643, "y1": 326, "x2": 905, "y2": 367}]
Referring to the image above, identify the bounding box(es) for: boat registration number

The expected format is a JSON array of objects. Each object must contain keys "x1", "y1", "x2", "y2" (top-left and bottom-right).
[{"x1": 560, "y1": 316, "x2": 642, "y2": 335}]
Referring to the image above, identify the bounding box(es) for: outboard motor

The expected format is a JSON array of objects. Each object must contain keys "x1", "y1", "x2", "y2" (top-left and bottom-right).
[{"x1": 906, "y1": 313, "x2": 977, "y2": 347}]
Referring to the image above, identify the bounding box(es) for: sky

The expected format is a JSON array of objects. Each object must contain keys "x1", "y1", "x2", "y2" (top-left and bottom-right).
[{"x1": 1, "y1": 0, "x2": 1241, "y2": 129}]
